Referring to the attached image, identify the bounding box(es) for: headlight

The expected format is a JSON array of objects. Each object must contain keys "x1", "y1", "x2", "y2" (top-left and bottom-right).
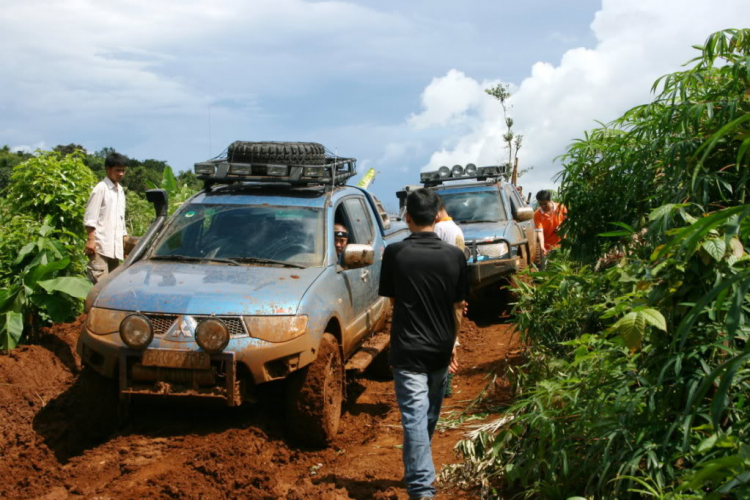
[
  {"x1": 477, "y1": 242, "x2": 509, "y2": 258},
  {"x1": 243, "y1": 315, "x2": 308, "y2": 343},
  {"x1": 194, "y1": 162, "x2": 216, "y2": 176},
  {"x1": 228, "y1": 163, "x2": 253, "y2": 175},
  {"x1": 195, "y1": 318, "x2": 230, "y2": 353},
  {"x1": 119, "y1": 314, "x2": 154, "y2": 349},
  {"x1": 87, "y1": 307, "x2": 130, "y2": 335}
]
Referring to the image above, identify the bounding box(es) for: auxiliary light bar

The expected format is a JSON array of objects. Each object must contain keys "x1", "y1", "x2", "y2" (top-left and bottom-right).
[
  {"x1": 194, "y1": 158, "x2": 357, "y2": 187},
  {"x1": 420, "y1": 163, "x2": 505, "y2": 186}
]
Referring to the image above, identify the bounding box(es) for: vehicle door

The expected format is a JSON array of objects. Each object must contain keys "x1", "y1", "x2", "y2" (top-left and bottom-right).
[
  {"x1": 337, "y1": 196, "x2": 383, "y2": 355},
  {"x1": 503, "y1": 185, "x2": 535, "y2": 262}
]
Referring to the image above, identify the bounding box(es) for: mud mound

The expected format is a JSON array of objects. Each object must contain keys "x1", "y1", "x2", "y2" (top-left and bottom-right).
[
  {"x1": 38, "y1": 314, "x2": 85, "y2": 371},
  {"x1": 0, "y1": 344, "x2": 76, "y2": 499}
]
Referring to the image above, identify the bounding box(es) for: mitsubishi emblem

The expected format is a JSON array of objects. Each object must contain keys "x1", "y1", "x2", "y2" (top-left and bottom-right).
[{"x1": 167, "y1": 316, "x2": 197, "y2": 339}]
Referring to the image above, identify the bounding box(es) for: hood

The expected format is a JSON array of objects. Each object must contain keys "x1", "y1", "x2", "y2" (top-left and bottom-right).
[
  {"x1": 94, "y1": 260, "x2": 324, "y2": 315},
  {"x1": 458, "y1": 221, "x2": 512, "y2": 243}
]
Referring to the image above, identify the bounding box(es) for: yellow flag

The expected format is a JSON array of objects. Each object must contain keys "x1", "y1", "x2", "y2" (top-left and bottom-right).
[{"x1": 356, "y1": 168, "x2": 377, "y2": 189}]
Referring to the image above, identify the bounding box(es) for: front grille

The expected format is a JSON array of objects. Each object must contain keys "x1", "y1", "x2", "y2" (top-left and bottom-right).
[
  {"x1": 223, "y1": 318, "x2": 246, "y2": 336},
  {"x1": 195, "y1": 316, "x2": 247, "y2": 337},
  {"x1": 146, "y1": 314, "x2": 178, "y2": 335},
  {"x1": 144, "y1": 314, "x2": 246, "y2": 337}
]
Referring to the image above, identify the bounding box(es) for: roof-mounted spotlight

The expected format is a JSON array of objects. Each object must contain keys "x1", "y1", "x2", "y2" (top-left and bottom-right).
[
  {"x1": 438, "y1": 166, "x2": 451, "y2": 178},
  {"x1": 451, "y1": 165, "x2": 464, "y2": 177},
  {"x1": 465, "y1": 163, "x2": 477, "y2": 176}
]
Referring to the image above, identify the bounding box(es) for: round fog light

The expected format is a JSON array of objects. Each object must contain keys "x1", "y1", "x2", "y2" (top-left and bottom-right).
[
  {"x1": 119, "y1": 314, "x2": 153, "y2": 349},
  {"x1": 196, "y1": 318, "x2": 229, "y2": 353}
]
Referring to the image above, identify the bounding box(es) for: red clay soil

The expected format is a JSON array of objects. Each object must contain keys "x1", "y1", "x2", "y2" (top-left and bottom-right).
[{"x1": 0, "y1": 313, "x2": 520, "y2": 500}]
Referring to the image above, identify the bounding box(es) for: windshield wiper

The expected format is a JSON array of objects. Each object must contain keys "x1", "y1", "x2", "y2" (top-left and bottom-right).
[
  {"x1": 229, "y1": 257, "x2": 305, "y2": 269},
  {"x1": 150, "y1": 255, "x2": 239, "y2": 266}
]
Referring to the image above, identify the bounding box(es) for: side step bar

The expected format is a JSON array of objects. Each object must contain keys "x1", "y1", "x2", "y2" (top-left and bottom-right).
[{"x1": 345, "y1": 331, "x2": 390, "y2": 374}]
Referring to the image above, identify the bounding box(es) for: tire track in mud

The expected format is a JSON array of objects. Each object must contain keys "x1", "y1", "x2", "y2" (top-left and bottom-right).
[{"x1": 0, "y1": 314, "x2": 520, "y2": 500}]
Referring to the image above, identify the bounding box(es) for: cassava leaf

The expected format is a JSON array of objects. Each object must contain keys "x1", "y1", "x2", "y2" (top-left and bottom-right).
[
  {"x1": 37, "y1": 277, "x2": 92, "y2": 300},
  {"x1": 0, "y1": 311, "x2": 23, "y2": 350}
]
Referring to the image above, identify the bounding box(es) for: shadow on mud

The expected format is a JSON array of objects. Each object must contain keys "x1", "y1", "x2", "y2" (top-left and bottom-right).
[
  {"x1": 32, "y1": 369, "x2": 292, "y2": 463},
  {"x1": 33, "y1": 365, "x2": 388, "y2": 462}
]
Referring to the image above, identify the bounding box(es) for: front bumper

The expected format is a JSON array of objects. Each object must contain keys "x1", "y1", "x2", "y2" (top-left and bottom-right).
[
  {"x1": 77, "y1": 323, "x2": 319, "y2": 405},
  {"x1": 468, "y1": 256, "x2": 519, "y2": 289}
]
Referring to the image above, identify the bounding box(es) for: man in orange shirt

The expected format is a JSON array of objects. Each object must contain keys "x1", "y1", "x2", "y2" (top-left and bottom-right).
[{"x1": 533, "y1": 190, "x2": 567, "y2": 267}]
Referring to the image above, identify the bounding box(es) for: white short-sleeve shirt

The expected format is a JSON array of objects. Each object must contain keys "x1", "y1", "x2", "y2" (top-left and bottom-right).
[
  {"x1": 435, "y1": 218, "x2": 465, "y2": 250},
  {"x1": 83, "y1": 177, "x2": 127, "y2": 260}
]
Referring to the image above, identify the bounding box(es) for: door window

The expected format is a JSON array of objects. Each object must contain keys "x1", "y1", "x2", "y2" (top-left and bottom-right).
[{"x1": 342, "y1": 198, "x2": 374, "y2": 244}]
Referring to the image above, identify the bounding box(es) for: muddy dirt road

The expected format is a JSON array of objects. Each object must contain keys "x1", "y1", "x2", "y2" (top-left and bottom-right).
[{"x1": 0, "y1": 314, "x2": 519, "y2": 500}]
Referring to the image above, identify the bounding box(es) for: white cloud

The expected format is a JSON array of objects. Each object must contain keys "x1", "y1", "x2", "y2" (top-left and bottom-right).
[
  {"x1": 11, "y1": 142, "x2": 47, "y2": 154},
  {"x1": 411, "y1": 0, "x2": 750, "y2": 198}
]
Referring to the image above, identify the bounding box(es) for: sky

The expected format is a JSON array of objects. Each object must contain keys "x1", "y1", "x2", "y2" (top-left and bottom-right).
[{"x1": 2, "y1": 0, "x2": 749, "y2": 211}]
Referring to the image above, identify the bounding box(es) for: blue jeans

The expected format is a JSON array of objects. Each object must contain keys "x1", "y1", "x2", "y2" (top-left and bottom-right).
[{"x1": 393, "y1": 366, "x2": 449, "y2": 499}]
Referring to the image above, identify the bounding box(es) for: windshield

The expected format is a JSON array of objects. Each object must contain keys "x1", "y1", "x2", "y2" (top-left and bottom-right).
[
  {"x1": 439, "y1": 191, "x2": 507, "y2": 223},
  {"x1": 151, "y1": 204, "x2": 325, "y2": 267}
]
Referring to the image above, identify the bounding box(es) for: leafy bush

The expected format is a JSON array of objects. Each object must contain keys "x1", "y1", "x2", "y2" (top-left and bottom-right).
[
  {"x1": 447, "y1": 29, "x2": 750, "y2": 499},
  {"x1": 557, "y1": 29, "x2": 750, "y2": 262},
  {"x1": 0, "y1": 218, "x2": 92, "y2": 350},
  {"x1": 4, "y1": 151, "x2": 96, "y2": 245}
]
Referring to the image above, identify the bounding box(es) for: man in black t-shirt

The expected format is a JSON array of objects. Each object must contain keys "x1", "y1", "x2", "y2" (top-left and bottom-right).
[{"x1": 379, "y1": 188, "x2": 468, "y2": 500}]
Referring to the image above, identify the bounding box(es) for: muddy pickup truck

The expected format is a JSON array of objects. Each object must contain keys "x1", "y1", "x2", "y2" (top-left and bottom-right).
[
  {"x1": 399, "y1": 164, "x2": 539, "y2": 296},
  {"x1": 78, "y1": 141, "x2": 407, "y2": 446}
]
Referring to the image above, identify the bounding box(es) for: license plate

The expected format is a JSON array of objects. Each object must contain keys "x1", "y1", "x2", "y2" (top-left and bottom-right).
[{"x1": 142, "y1": 349, "x2": 210, "y2": 369}]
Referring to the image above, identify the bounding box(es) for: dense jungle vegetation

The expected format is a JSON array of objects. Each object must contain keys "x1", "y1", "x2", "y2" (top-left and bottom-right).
[
  {"x1": 447, "y1": 28, "x2": 750, "y2": 499},
  {"x1": 0, "y1": 146, "x2": 200, "y2": 350}
]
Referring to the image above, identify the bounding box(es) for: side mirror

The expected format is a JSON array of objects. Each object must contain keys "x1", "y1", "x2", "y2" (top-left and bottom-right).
[
  {"x1": 342, "y1": 244, "x2": 375, "y2": 269},
  {"x1": 146, "y1": 189, "x2": 168, "y2": 218},
  {"x1": 515, "y1": 206, "x2": 534, "y2": 222}
]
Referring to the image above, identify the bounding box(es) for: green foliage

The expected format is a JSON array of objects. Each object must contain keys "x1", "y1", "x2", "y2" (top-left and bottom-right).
[
  {"x1": 147, "y1": 164, "x2": 199, "y2": 215},
  {"x1": 447, "y1": 29, "x2": 750, "y2": 499},
  {"x1": 557, "y1": 28, "x2": 750, "y2": 262},
  {"x1": 0, "y1": 146, "x2": 34, "y2": 193},
  {"x1": 0, "y1": 218, "x2": 92, "y2": 350},
  {"x1": 125, "y1": 190, "x2": 155, "y2": 237},
  {"x1": 4, "y1": 151, "x2": 96, "y2": 244}
]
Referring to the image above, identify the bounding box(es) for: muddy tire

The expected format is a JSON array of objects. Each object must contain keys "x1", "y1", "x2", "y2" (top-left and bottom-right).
[
  {"x1": 227, "y1": 141, "x2": 326, "y2": 165},
  {"x1": 285, "y1": 333, "x2": 343, "y2": 447}
]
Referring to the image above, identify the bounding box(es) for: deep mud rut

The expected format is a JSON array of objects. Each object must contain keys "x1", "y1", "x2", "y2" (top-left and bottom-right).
[{"x1": 0, "y1": 313, "x2": 521, "y2": 500}]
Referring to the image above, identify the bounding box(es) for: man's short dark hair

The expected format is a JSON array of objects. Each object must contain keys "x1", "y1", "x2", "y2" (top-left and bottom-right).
[
  {"x1": 437, "y1": 196, "x2": 446, "y2": 211},
  {"x1": 105, "y1": 152, "x2": 128, "y2": 169},
  {"x1": 536, "y1": 190, "x2": 552, "y2": 202},
  {"x1": 406, "y1": 188, "x2": 440, "y2": 227}
]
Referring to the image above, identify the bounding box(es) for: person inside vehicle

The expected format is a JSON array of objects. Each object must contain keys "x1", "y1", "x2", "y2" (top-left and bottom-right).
[{"x1": 334, "y1": 223, "x2": 349, "y2": 257}]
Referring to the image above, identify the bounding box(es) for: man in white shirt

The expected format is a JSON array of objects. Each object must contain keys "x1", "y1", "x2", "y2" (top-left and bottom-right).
[
  {"x1": 434, "y1": 201, "x2": 465, "y2": 251},
  {"x1": 83, "y1": 152, "x2": 128, "y2": 283}
]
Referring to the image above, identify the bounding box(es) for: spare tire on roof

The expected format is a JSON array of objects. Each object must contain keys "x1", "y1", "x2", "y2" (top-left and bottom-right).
[{"x1": 227, "y1": 141, "x2": 326, "y2": 165}]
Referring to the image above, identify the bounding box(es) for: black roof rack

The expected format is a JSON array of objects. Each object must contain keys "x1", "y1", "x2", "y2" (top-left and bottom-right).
[{"x1": 194, "y1": 156, "x2": 357, "y2": 189}]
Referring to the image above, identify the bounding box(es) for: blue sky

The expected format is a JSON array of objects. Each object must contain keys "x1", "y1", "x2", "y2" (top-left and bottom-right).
[{"x1": 2, "y1": 0, "x2": 748, "y2": 210}]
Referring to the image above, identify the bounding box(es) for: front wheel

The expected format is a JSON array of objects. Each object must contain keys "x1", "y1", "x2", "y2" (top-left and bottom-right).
[{"x1": 285, "y1": 333, "x2": 343, "y2": 447}]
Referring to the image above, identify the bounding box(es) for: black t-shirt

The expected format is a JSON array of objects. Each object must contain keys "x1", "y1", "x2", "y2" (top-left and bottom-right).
[{"x1": 378, "y1": 231, "x2": 469, "y2": 373}]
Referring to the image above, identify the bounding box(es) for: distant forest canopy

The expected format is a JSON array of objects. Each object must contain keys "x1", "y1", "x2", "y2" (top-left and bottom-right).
[{"x1": 0, "y1": 143, "x2": 202, "y2": 195}]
